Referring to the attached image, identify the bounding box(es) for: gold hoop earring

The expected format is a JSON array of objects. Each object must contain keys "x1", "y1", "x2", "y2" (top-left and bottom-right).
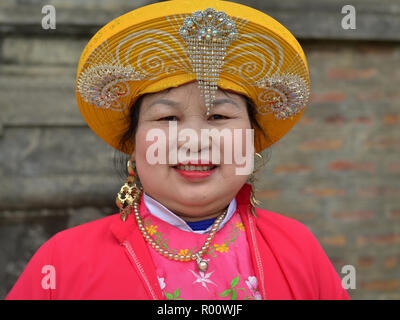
[
  {"x1": 116, "y1": 160, "x2": 143, "y2": 222},
  {"x1": 249, "y1": 152, "x2": 264, "y2": 218}
]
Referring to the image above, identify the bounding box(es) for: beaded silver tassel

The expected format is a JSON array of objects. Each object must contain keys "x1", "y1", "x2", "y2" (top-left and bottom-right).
[{"x1": 179, "y1": 8, "x2": 239, "y2": 115}]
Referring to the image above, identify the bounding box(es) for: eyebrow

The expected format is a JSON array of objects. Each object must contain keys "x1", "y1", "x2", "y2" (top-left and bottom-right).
[
  {"x1": 213, "y1": 98, "x2": 240, "y2": 110},
  {"x1": 146, "y1": 97, "x2": 240, "y2": 111},
  {"x1": 148, "y1": 98, "x2": 180, "y2": 109}
]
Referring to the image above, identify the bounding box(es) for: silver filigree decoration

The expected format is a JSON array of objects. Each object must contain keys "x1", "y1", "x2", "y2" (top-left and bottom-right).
[
  {"x1": 255, "y1": 72, "x2": 310, "y2": 120},
  {"x1": 179, "y1": 8, "x2": 239, "y2": 115},
  {"x1": 77, "y1": 63, "x2": 145, "y2": 111}
]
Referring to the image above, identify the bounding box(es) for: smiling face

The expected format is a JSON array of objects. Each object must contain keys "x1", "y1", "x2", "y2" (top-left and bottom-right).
[{"x1": 131, "y1": 81, "x2": 253, "y2": 221}]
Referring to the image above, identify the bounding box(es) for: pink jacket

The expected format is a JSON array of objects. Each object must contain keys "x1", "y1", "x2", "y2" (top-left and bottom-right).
[{"x1": 6, "y1": 184, "x2": 350, "y2": 300}]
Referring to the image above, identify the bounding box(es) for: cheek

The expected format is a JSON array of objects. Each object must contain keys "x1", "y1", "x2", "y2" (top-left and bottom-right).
[
  {"x1": 134, "y1": 129, "x2": 149, "y2": 163},
  {"x1": 219, "y1": 122, "x2": 253, "y2": 166},
  {"x1": 134, "y1": 128, "x2": 166, "y2": 172}
]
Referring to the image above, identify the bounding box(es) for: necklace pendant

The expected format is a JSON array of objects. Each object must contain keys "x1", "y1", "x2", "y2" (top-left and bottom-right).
[{"x1": 196, "y1": 254, "x2": 208, "y2": 272}]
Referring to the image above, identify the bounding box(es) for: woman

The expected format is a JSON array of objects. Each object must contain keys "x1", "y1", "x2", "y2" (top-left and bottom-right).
[{"x1": 6, "y1": 0, "x2": 350, "y2": 300}]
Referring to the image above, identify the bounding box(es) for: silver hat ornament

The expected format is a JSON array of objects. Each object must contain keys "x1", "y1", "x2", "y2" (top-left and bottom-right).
[{"x1": 179, "y1": 7, "x2": 239, "y2": 115}]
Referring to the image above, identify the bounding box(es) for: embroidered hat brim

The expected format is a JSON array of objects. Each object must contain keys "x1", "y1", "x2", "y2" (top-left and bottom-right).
[{"x1": 76, "y1": 0, "x2": 311, "y2": 154}]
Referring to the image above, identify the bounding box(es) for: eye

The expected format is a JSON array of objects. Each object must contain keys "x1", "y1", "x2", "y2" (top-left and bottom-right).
[
  {"x1": 208, "y1": 114, "x2": 229, "y2": 120},
  {"x1": 157, "y1": 116, "x2": 178, "y2": 121}
]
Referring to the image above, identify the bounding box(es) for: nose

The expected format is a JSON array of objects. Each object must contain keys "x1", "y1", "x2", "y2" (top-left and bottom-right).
[{"x1": 174, "y1": 116, "x2": 215, "y2": 162}]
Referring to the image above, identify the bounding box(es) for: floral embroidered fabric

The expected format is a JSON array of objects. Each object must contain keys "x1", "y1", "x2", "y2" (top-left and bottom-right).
[{"x1": 139, "y1": 198, "x2": 262, "y2": 300}]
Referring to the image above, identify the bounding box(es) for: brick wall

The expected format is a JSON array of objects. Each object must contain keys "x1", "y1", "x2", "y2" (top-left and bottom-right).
[
  {"x1": 1, "y1": 0, "x2": 399, "y2": 299},
  {"x1": 255, "y1": 40, "x2": 400, "y2": 299}
]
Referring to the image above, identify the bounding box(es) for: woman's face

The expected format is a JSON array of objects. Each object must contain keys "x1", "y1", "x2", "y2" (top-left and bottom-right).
[{"x1": 131, "y1": 81, "x2": 253, "y2": 220}]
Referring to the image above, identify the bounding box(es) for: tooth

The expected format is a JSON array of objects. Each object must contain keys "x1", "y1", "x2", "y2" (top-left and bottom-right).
[{"x1": 175, "y1": 165, "x2": 216, "y2": 171}]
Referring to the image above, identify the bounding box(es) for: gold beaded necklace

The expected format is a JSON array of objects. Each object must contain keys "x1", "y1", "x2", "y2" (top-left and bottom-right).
[{"x1": 133, "y1": 198, "x2": 227, "y2": 272}]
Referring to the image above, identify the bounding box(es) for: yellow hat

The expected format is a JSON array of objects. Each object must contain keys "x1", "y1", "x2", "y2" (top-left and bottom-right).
[{"x1": 76, "y1": 0, "x2": 310, "y2": 154}]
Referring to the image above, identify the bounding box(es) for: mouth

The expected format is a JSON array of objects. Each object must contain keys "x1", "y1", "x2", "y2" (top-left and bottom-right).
[
  {"x1": 173, "y1": 164, "x2": 217, "y2": 171},
  {"x1": 171, "y1": 162, "x2": 218, "y2": 180}
]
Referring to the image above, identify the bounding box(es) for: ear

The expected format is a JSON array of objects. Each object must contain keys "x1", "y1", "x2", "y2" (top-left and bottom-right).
[{"x1": 130, "y1": 151, "x2": 136, "y2": 163}]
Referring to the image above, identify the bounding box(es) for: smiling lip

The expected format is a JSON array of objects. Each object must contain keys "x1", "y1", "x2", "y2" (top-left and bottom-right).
[
  {"x1": 175, "y1": 161, "x2": 217, "y2": 165},
  {"x1": 172, "y1": 161, "x2": 218, "y2": 180}
]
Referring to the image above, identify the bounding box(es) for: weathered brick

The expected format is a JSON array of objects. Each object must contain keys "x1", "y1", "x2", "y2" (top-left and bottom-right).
[
  {"x1": 299, "y1": 139, "x2": 343, "y2": 151},
  {"x1": 383, "y1": 114, "x2": 400, "y2": 125},
  {"x1": 320, "y1": 235, "x2": 347, "y2": 247},
  {"x1": 388, "y1": 92, "x2": 400, "y2": 101},
  {"x1": 357, "y1": 256, "x2": 374, "y2": 268},
  {"x1": 324, "y1": 114, "x2": 345, "y2": 124},
  {"x1": 298, "y1": 115, "x2": 314, "y2": 125},
  {"x1": 366, "y1": 138, "x2": 400, "y2": 149},
  {"x1": 282, "y1": 212, "x2": 316, "y2": 222},
  {"x1": 309, "y1": 92, "x2": 346, "y2": 103},
  {"x1": 357, "y1": 44, "x2": 395, "y2": 55},
  {"x1": 356, "y1": 187, "x2": 400, "y2": 197},
  {"x1": 353, "y1": 116, "x2": 373, "y2": 125},
  {"x1": 332, "y1": 210, "x2": 375, "y2": 222},
  {"x1": 387, "y1": 163, "x2": 400, "y2": 173},
  {"x1": 384, "y1": 256, "x2": 398, "y2": 269},
  {"x1": 387, "y1": 210, "x2": 400, "y2": 219},
  {"x1": 357, "y1": 234, "x2": 400, "y2": 246},
  {"x1": 328, "y1": 160, "x2": 376, "y2": 173},
  {"x1": 327, "y1": 68, "x2": 377, "y2": 80},
  {"x1": 255, "y1": 189, "x2": 280, "y2": 199},
  {"x1": 273, "y1": 164, "x2": 312, "y2": 174},
  {"x1": 355, "y1": 91, "x2": 385, "y2": 102},
  {"x1": 361, "y1": 279, "x2": 399, "y2": 292},
  {"x1": 303, "y1": 188, "x2": 345, "y2": 197}
]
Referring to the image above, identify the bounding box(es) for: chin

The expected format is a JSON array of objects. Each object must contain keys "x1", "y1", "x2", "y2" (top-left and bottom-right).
[
  {"x1": 177, "y1": 189, "x2": 216, "y2": 204},
  {"x1": 178, "y1": 188, "x2": 230, "y2": 208}
]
